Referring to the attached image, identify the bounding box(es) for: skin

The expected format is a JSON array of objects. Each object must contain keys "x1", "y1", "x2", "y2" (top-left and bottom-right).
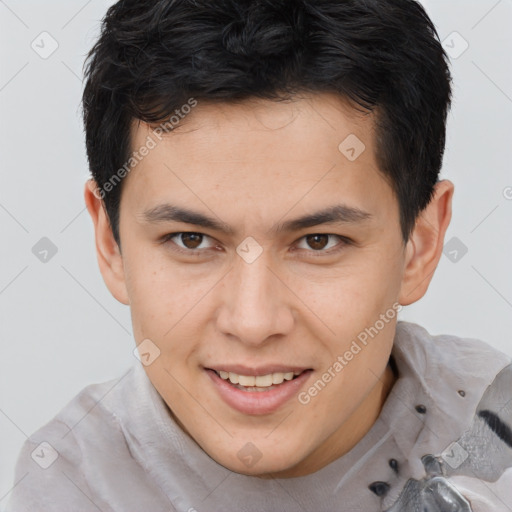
[{"x1": 84, "y1": 92, "x2": 454, "y2": 478}]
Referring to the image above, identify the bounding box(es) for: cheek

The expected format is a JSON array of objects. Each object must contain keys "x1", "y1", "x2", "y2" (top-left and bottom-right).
[
  {"x1": 293, "y1": 253, "x2": 402, "y2": 346},
  {"x1": 124, "y1": 251, "x2": 217, "y2": 346},
  {"x1": 122, "y1": 246, "x2": 178, "y2": 338}
]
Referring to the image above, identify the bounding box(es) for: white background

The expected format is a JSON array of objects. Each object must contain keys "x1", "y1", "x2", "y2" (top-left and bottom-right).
[{"x1": 1, "y1": 0, "x2": 511, "y2": 507}]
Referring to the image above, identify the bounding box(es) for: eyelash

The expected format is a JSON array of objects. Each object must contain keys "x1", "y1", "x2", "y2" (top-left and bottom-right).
[{"x1": 159, "y1": 232, "x2": 352, "y2": 258}]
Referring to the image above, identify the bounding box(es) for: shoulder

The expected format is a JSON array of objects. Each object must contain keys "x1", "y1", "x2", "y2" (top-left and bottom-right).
[
  {"x1": 393, "y1": 321, "x2": 512, "y2": 443},
  {"x1": 393, "y1": 321, "x2": 512, "y2": 393},
  {"x1": 6, "y1": 366, "x2": 174, "y2": 512}
]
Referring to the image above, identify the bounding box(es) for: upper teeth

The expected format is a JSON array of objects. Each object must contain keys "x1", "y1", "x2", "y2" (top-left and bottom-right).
[{"x1": 217, "y1": 371, "x2": 302, "y2": 387}]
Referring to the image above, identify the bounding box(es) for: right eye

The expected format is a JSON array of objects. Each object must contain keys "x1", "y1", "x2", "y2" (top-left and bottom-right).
[{"x1": 161, "y1": 232, "x2": 218, "y2": 254}]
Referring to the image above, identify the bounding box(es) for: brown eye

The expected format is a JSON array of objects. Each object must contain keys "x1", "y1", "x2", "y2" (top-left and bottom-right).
[
  {"x1": 306, "y1": 234, "x2": 330, "y2": 250},
  {"x1": 295, "y1": 234, "x2": 350, "y2": 255},
  {"x1": 180, "y1": 233, "x2": 203, "y2": 249},
  {"x1": 160, "y1": 231, "x2": 220, "y2": 258},
  {"x1": 162, "y1": 232, "x2": 215, "y2": 252}
]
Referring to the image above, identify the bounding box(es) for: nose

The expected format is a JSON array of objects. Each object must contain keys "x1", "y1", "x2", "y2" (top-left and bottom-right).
[{"x1": 215, "y1": 250, "x2": 295, "y2": 347}]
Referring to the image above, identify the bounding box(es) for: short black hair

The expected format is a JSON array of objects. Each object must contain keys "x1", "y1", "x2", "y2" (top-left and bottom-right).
[{"x1": 82, "y1": 0, "x2": 452, "y2": 246}]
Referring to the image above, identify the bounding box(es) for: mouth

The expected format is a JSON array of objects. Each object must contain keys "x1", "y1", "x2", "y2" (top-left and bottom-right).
[{"x1": 204, "y1": 366, "x2": 313, "y2": 415}]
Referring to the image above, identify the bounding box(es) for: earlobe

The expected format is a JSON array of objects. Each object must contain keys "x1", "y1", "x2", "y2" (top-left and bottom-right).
[
  {"x1": 398, "y1": 180, "x2": 454, "y2": 306},
  {"x1": 84, "y1": 179, "x2": 130, "y2": 306}
]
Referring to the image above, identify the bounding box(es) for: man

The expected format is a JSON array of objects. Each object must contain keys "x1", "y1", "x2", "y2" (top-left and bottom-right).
[{"x1": 7, "y1": 0, "x2": 512, "y2": 510}]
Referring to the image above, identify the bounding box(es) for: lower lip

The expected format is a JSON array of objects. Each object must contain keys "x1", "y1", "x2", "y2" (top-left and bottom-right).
[{"x1": 205, "y1": 369, "x2": 313, "y2": 415}]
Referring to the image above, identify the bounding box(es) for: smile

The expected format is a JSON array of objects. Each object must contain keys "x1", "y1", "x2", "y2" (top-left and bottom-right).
[{"x1": 205, "y1": 366, "x2": 313, "y2": 415}]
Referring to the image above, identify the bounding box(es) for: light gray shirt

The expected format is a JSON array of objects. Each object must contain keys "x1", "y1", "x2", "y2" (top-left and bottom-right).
[{"x1": 6, "y1": 321, "x2": 512, "y2": 511}]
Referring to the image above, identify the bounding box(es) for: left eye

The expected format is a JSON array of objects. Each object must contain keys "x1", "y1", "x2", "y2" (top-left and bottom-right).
[{"x1": 295, "y1": 234, "x2": 346, "y2": 252}]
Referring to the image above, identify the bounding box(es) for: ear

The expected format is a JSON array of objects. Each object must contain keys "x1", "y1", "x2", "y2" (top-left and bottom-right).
[
  {"x1": 399, "y1": 179, "x2": 454, "y2": 306},
  {"x1": 84, "y1": 179, "x2": 130, "y2": 305}
]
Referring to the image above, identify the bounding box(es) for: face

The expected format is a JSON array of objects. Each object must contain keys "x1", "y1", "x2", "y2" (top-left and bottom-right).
[{"x1": 87, "y1": 92, "x2": 452, "y2": 477}]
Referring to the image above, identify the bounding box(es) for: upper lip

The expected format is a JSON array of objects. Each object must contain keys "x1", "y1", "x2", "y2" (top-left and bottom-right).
[{"x1": 206, "y1": 365, "x2": 312, "y2": 376}]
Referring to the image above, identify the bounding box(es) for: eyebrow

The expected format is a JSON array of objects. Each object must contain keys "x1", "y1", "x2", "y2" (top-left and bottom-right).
[{"x1": 141, "y1": 204, "x2": 372, "y2": 235}]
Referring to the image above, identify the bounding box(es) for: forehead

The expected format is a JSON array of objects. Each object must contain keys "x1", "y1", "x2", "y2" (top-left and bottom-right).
[
  {"x1": 135, "y1": 93, "x2": 373, "y2": 152},
  {"x1": 121, "y1": 93, "x2": 398, "y2": 233}
]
